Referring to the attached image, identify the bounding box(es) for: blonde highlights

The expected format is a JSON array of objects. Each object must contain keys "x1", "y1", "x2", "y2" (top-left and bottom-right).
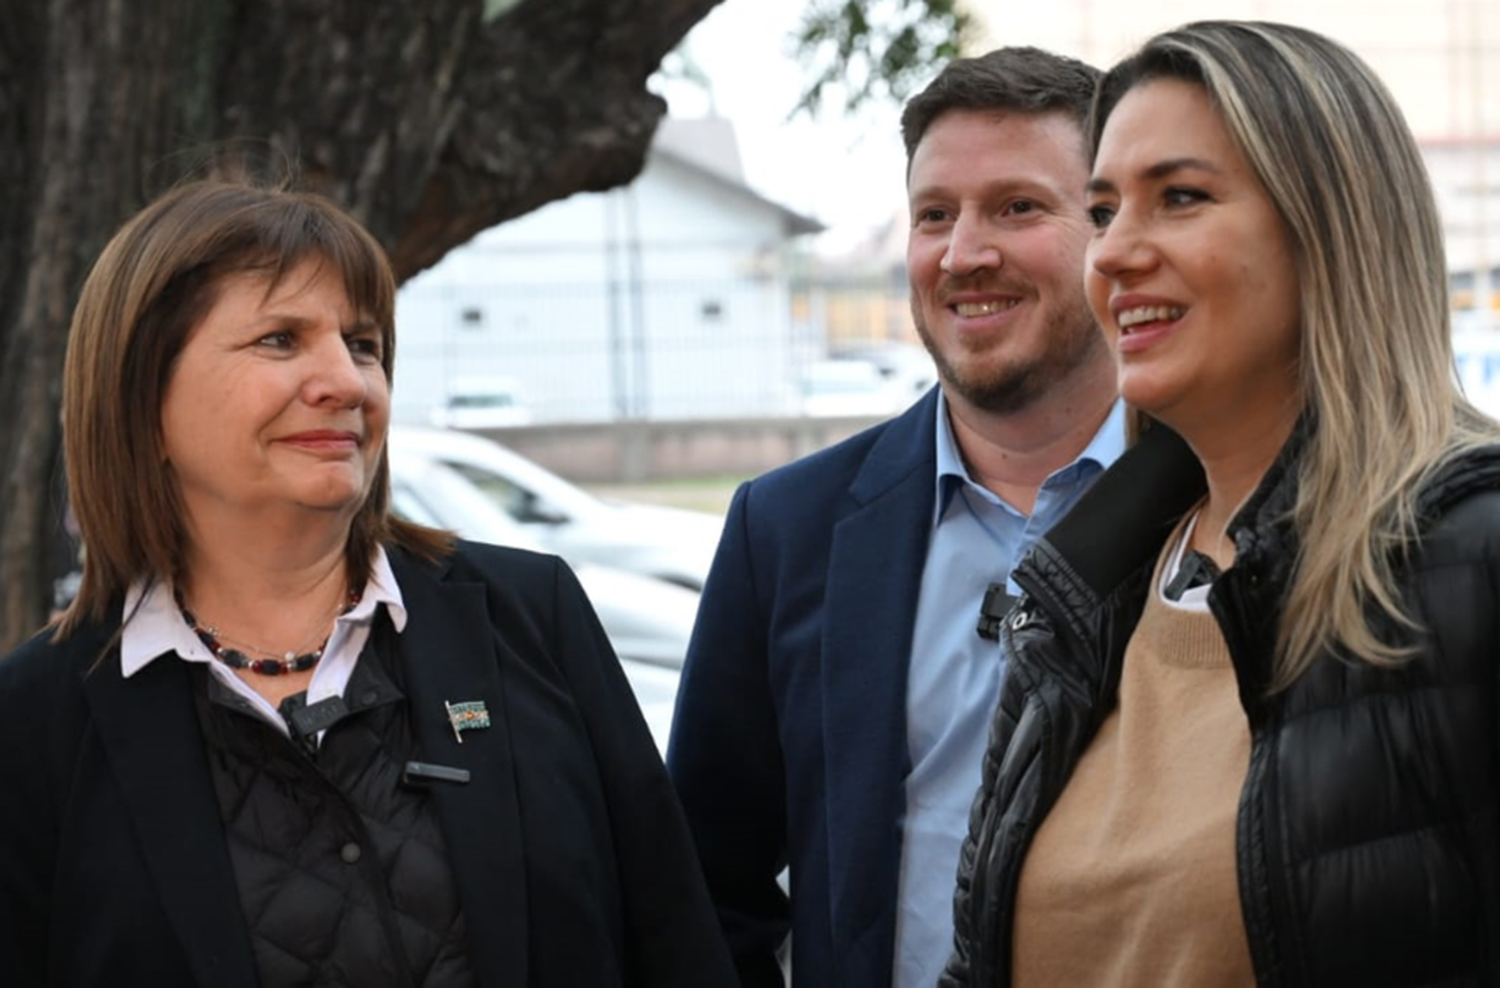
[{"x1": 1095, "y1": 22, "x2": 1500, "y2": 687}]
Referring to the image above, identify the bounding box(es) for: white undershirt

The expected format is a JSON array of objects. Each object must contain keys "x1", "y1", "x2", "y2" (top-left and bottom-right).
[
  {"x1": 1161, "y1": 508, "x2": 1215, "y2": 612},
  {"x1": 118, "y1": 546, "x2": 408, "y2": 735}
]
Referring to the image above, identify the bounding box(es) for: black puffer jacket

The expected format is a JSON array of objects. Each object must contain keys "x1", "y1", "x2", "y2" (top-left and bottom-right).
[{"x1": 943, "y1": 425, "x2": 1500, "y2": 987}]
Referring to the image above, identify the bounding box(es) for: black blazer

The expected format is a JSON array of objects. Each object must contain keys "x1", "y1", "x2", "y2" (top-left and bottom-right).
[{"x1": 0, "y1": 540, "x2": 736, "y2": 987}]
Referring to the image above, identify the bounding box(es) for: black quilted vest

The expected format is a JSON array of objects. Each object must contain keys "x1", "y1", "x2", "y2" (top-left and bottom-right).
[{"x1": 190, "y1": 624, "x2": 477, "y2": 988}]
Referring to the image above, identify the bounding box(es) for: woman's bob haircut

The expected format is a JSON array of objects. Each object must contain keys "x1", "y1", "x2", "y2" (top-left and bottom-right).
[{"x1": 58, "y1": 177, "x2": 448, "y2": 636}]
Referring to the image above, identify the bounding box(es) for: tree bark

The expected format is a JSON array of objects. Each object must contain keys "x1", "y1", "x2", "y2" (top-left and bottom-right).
[
  {"x1": 0, "y1": 0, "x2": 723, "y2": 650},
  {"x1": 0, "y1": 0, "x2": 222, "y2": 648}
]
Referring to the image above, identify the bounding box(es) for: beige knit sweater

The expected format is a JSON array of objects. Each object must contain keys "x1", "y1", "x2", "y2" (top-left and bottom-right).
[{"x1": 1010, "y1": 535, "x2": 1255, "y2": 986}]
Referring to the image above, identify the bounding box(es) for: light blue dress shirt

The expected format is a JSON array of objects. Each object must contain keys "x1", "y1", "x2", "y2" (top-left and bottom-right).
[{"x1": 893, "y1": 393, "x2": 1126, "y2": 988}]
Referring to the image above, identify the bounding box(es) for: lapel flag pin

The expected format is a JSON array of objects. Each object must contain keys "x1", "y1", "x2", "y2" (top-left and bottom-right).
[{"x1": 445, "y1": 699, "x2": 491, "y2": 744}]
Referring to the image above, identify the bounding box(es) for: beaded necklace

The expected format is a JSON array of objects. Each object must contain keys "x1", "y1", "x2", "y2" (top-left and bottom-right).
[{"x1": 176, "y1": 587, "x2": 362, "y2": 676}]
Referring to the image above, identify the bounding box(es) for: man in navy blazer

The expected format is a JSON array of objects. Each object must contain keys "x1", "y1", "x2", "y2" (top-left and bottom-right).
[{"x1": 668, "y1": 48, "x2": 1125, "y2": 988}]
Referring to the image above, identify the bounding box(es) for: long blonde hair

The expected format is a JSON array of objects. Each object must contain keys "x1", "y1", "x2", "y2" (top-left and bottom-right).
[{"x1": 1094, "y1": 21, "x2": 1500, "y2": 688}]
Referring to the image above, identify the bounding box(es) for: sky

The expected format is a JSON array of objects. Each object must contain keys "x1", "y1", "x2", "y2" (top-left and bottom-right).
[
  {"x1": 652, "y1": 0, "x2": 910, "y2": 255},
  {"x1": 651, "y1": 0, "x2": 1499, "y2": 257}
]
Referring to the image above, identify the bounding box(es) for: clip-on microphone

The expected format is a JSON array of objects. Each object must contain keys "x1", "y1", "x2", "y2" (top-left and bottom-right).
[{"x1": 976, "y1": 582, "x2": 1017, "y2": 641}]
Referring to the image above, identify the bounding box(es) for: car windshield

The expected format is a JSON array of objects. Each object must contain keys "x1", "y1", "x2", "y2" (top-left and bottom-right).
[{"x1": 446, "y1": 461, "x2": 565, "y2": 523}]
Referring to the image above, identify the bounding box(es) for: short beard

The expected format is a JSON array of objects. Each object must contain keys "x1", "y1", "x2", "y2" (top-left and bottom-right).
[{"x1": 913, "y1": 297, "x2": 1105, "y2": 416}]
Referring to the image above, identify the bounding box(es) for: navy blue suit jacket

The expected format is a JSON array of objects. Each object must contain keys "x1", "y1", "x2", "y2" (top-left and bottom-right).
[
  {"x1": 0, "y1": 541, "x2": 736, "y2": 987},
  {"x1": 668, "y1": 390, "x2": 939, "y2": 988}
]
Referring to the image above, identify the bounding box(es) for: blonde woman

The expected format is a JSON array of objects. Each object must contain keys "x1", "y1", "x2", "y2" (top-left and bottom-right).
[{"x1": 945, "y1": 20, "x2": 1500, "y2": 987}]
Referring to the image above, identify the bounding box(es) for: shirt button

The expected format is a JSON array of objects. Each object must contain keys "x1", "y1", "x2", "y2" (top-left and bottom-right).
[{"x1": 340, "y1": 842, "x2": 362, "y2": 864}]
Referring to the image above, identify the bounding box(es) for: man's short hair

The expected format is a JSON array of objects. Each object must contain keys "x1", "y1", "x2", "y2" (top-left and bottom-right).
[{"x1": 900, "y1": 47, "x2": 1101, "y2": 160}]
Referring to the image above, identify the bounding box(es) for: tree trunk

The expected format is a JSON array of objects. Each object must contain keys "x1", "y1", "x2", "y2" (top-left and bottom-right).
[
  {"x1": 0, "y1": 0, "x2": 222, "y2": 648},
  {"x1": 0, "y1": 0, "x2": 723, "y2": 650}
]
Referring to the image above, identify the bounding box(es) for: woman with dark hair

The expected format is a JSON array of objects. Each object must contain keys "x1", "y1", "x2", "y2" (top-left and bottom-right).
[
  {"x1": 945, "y1": 20, "x2": 1500, "y2": 987},
  {"x1": 0, "y1": 178, "x2": 736, "y2": 987}
]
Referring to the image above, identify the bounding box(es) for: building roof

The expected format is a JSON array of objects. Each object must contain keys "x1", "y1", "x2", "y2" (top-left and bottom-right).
[{"x1": 651, "y1": 117, "x2": 824, "y2": 236}]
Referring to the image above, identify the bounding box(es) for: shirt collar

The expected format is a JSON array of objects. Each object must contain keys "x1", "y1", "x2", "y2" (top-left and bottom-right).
[
  {"x1": 931, "y1": 389, "x2": 1129, "y2": 523},
  {"x1": 118, "y1": 544, "x2": 409, "y2": 679},
  {"x1": 933, "y1": 390, "x2": 973, "y2": 518},
  {"x1": 1071, "y1": 397, "x2": 1129, "y2": 481}
]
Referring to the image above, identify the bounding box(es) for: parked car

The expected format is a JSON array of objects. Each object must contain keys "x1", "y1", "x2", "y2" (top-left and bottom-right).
[
  {"x1": 388, "y1": 447, "x2": 694, "y2": 751},
  {"x1": 389, "y1": 426, "x2": 723, "y2": 591},
  {"x1": 427, "y1": 375, "x2": 533, "y2": 429},
  {"x1": 795, "y1": 358, "x2": 910, "y2": 417},
  {"x1": 831, "y1": 342, "x2": 938, "y2": 403}
]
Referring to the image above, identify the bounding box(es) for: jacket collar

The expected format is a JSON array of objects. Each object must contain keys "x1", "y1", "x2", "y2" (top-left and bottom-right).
[
  {"x1": 848, "y1": 386, "x2": 940, "y2": 505},
  {"x1": 380, "y1": 546, "x2": 532, "y2": 984},
  {"x1": 81, "y1": 637, "x2": 262, "y2": 988},
  {"x1": 1036, "y1": 423, "x2": 1207, "y2": 603},
  {"x1": 1027, "y1": 418, "x2": 1500, "y2": 716},
  {"x1": 823, "y1": 390, "x2": 939, "y2": 977},
  {"x1": 1024, "y1": 416, "x2": 1309, "y2": 715},
  {"x1": 81, "y1": 545, "x2": 530, "y2": 987}
]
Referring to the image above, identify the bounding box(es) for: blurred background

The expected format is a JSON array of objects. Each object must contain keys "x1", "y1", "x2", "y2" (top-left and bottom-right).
[
  {"x1": 393, "y1": 0, "x2": 1500, "y2": 483},
  {"x1": 5, "y1": 0, "x2": 1498, "y2": 662},
  {"x1": 380, "y1": 0, "x2": 1500, "y2": 747}
]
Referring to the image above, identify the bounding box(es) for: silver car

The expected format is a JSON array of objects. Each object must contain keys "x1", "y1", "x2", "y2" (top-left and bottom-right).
[
  {"x1": 389, "y1": 426, "x2": 723, "y2": 591},
  {"x1": 387, "y1": 447, "x2": 693, "y2": 752}
]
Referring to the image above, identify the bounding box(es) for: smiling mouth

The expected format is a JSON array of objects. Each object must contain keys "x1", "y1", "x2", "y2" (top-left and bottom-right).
[
  {"x1": 1117, "y1": 305, "x2": 1185, "y2": 332},
  {"x1": 952, "y1": 299, "x2": 1020, "y2": 318},
  {"x1": 284, "y1": 432, "x2": 360, "y2": 447}
]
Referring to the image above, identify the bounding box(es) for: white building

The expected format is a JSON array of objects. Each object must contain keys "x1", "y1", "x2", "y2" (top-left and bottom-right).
[
  {"x1": 393, "y1": 117, "x2": 823, "y2": 424},
  {"x1": 1425, "y1": 136, "x2": 1500, "y2": 328}
]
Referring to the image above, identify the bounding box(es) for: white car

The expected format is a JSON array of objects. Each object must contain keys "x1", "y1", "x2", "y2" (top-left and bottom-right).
[
  {"x1": 796, "y1": 358, "x2": 910, "y2": 417},
  {"x1": 387, "y1": 447, "x2": 692, "y2": 751},
  {"x1": 427, "y1": 375, "x2": 533, "y2": 429},
  {"x1": 832, "y1": 343, "x2": 939, "y2": 404},
  {"x1": 389, "y1": 426, "x2": 723, "y2": 591}
]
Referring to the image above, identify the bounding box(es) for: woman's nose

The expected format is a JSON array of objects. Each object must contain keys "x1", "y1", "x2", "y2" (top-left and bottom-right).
[
  {"x1": 1089, "y1": 209, "x2": 1151, "y2": 278},
  {"x1": 305, "y1": 334, "x2": 369, "y2": 407}
]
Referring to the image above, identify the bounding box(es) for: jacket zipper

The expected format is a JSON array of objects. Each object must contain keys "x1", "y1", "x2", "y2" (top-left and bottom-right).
[{"x1": 968, "y1": 571, "x2": 1085, "y2": 986}]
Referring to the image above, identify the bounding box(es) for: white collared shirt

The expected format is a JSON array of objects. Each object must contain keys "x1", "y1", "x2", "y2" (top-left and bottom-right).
[{"x1": 119, "y1": 546, "x2": 408, "y2": 736}]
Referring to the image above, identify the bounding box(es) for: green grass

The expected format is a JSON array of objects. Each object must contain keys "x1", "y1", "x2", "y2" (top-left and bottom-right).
[{"x1": 584, "y1": 475, "x2": 748, "y2": 516}]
